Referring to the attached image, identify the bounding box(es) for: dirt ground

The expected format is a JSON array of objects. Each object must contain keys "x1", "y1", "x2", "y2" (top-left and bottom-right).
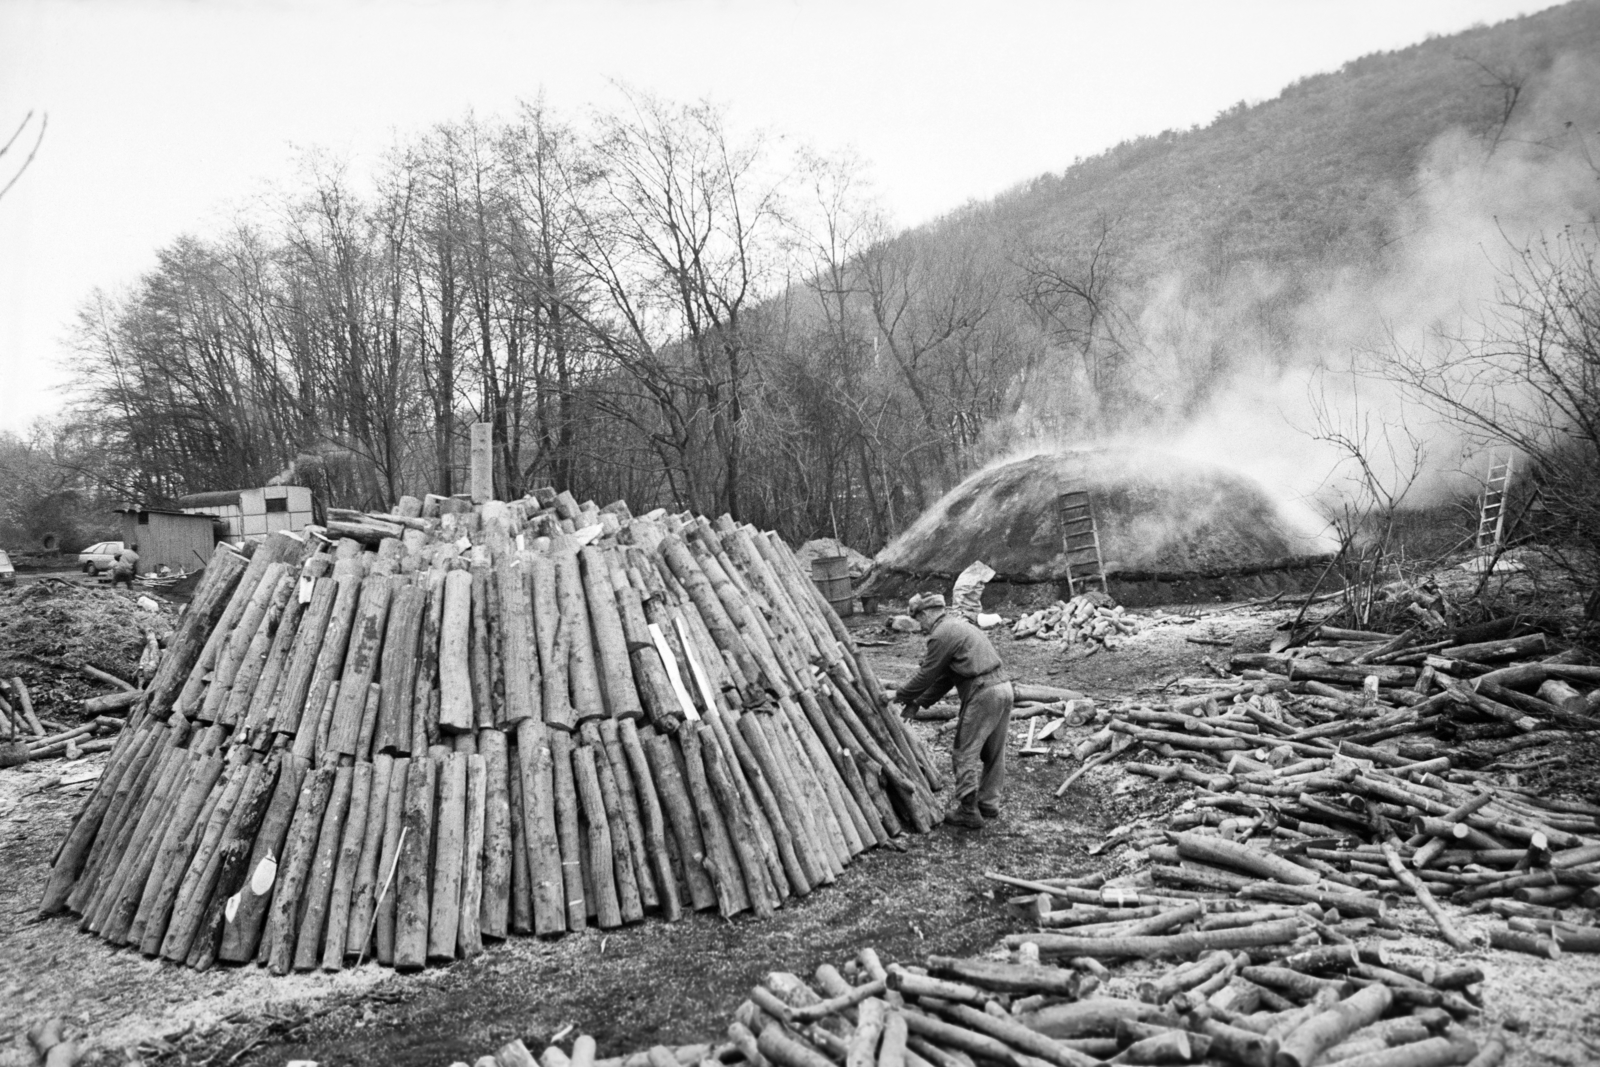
[{"x1": 3, "y1": 576, "x2": 1599, "y2": 1067}]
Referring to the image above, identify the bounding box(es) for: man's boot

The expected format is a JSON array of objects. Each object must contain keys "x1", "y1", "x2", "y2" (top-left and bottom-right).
[
  {"x1": 978, "y1": 801, "x2": 1001, "y2": 820},
  {"x1": 946, "y1": 794, "x2": 984, "y2": 830}
]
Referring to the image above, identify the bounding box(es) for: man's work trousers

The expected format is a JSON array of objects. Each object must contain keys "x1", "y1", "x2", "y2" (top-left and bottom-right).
[{"x1": 952, "y1": 681, "x2": 1014, "y2": 805}]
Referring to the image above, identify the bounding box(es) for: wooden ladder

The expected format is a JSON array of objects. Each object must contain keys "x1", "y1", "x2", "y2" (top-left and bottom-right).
[
  {"x1": 1476, "y1": 452, "x2": 1513, "y2": 551},
  {"x1": 1055, "y1": 491, "x2": 1108, "y2": 597}
]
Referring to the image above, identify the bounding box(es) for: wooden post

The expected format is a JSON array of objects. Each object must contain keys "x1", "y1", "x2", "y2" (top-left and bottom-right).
[
  {"x1": 471, "y1": 421, "x2": 494, "y2": 504},
  {"x1": 615, "y1": 719, "x2": 682, "y2": 919}
]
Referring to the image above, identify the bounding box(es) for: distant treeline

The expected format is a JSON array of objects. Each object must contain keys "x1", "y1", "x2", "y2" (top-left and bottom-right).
[{"x1": 66, "y1": 3, "x2": 1600, "y2": 552}]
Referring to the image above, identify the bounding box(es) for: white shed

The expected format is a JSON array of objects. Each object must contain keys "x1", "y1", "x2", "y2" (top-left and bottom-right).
[{"x1": 176, "y1": 485, "x2": 316, "y2": 542}]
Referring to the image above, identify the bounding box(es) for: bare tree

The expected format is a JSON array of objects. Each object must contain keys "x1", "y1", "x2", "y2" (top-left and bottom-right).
[
  {"x1": 0, "y1": 111, "x2": 46, "y2": 202},
  {"x1": 1385, "y1": 226, "x2": 1600, "y2": 591}
]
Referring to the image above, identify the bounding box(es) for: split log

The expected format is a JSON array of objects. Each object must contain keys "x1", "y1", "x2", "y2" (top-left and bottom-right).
[{"x1": 215, "y1": 754, "x2": 310, "y2": 962}]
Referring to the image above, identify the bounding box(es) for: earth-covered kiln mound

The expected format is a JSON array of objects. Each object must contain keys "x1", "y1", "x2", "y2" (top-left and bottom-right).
[
  {"x1": 863, "y1": 448, "x2": 1334, "y2": 606},
  {"x1": 38, "y1": 491, "x2": 943, "y2": 974}
]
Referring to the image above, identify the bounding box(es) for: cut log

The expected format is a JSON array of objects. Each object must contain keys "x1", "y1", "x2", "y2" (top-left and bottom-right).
[
  {"x1": 548, "y1": 728, "x2": 588, "y2": 931},
  {"x1": 478, "y1": 730, "x2": 513, "y2": 940},
  {"x1": 376, "y1": 584, "x2": 426, "y2": 754},
  {"x1": 373, "y1": 756, "x2": 411, "y2": 965},
  {"x1": 394, "y1": 756, "x2": 438, "y2": 971},
  {"x1": 343, "y1": 754, "x2": 394, "y2": 961},
  {"x1": 515, "y1": 720, "x2": 566, "y2": 936},
  {"x1": 458, "y1": 752, "x2": 487, "y2": 959},
  {"x1": 428, "y1": 751, "x2": 468, "y2": 960},
  {"x1": 440, "y1": 569, "x2": 477, "y2": 732},
  {"x1": 289, "y1": 763, "x2": 355, "y2": 972}
]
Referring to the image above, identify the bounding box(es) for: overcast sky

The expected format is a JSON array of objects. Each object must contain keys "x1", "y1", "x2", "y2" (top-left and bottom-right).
[{"x1": 0, "y1": 0, "x2": 1555, "y2": 436}]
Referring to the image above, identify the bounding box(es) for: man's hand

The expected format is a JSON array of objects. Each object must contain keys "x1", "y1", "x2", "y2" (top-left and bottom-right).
[{"x1": 893, "y1": 700, "x2": 914, "y2": 721}]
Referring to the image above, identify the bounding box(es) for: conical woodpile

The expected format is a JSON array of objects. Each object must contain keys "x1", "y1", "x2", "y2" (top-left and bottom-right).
[{"x1": 38, "y1": 490, "x2": 946, "y2": 973}]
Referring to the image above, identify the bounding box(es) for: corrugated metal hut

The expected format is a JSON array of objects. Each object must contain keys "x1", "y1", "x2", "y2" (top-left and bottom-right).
[{"x1": 113, "y1": 508, "x2": 219, "y2": 575}]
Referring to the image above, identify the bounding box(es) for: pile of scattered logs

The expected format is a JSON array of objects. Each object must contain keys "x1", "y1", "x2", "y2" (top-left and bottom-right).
[
  {"x1": 1057, "y1": 616, "x2": 1600, "y2": 957},
  {"x1": 37, "y1": 489, "x2": 944, "y2": 973},
  {"x1": 459, "y1": 934, "x2": 1506, "y2": 1067},
  {"x1": 2, "y1": 673, "x2": 136, "y2": 766},
  {"x1": 1012, "y1": 598, "x2": 1138, "y2": 649}
]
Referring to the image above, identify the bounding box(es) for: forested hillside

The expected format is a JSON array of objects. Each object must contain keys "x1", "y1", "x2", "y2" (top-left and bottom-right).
[{"x1": 23, "y1": 0, "x2": 1599, "y2": 556}]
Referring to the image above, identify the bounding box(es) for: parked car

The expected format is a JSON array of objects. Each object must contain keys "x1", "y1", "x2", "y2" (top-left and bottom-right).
[
  {"x1": 0, "y1": 549, "x2": 14, "y2": 587},
  {"x1": 77, "y1": 540, "x2": 126, "y2": 574}
]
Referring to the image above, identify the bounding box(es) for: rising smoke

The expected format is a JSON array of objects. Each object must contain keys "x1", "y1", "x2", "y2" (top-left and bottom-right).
[{"x1": 1157, "y1": 50, "x2": 1600, "y2": 525}]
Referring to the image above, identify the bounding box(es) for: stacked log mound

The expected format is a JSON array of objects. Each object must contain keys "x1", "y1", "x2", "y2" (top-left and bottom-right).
[
  {"x1": 1063, "y1": 620, "x2": 1600, "y2": 958},
  {"x1": 36, "y1": 491, "x2": 946, "y2": 972},
  {"x1": 463, "y1": 932, "x2": 1506, "y2": 1067}
]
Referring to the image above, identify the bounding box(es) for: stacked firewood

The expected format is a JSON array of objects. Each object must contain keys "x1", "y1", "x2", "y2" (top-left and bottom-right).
[
  {"x1": 1012, "y1": 598, "x2": 1138, "y2": 648},
  {"x1": 466, "y1": 935, "x2": 1503, "y2": 1067},
  {"x1": 37, "y1": 489, "x2": 945, "y2": 973},
  {"x1": 1056, "y1": 619, "x2": 1600, "y2": 957}
]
